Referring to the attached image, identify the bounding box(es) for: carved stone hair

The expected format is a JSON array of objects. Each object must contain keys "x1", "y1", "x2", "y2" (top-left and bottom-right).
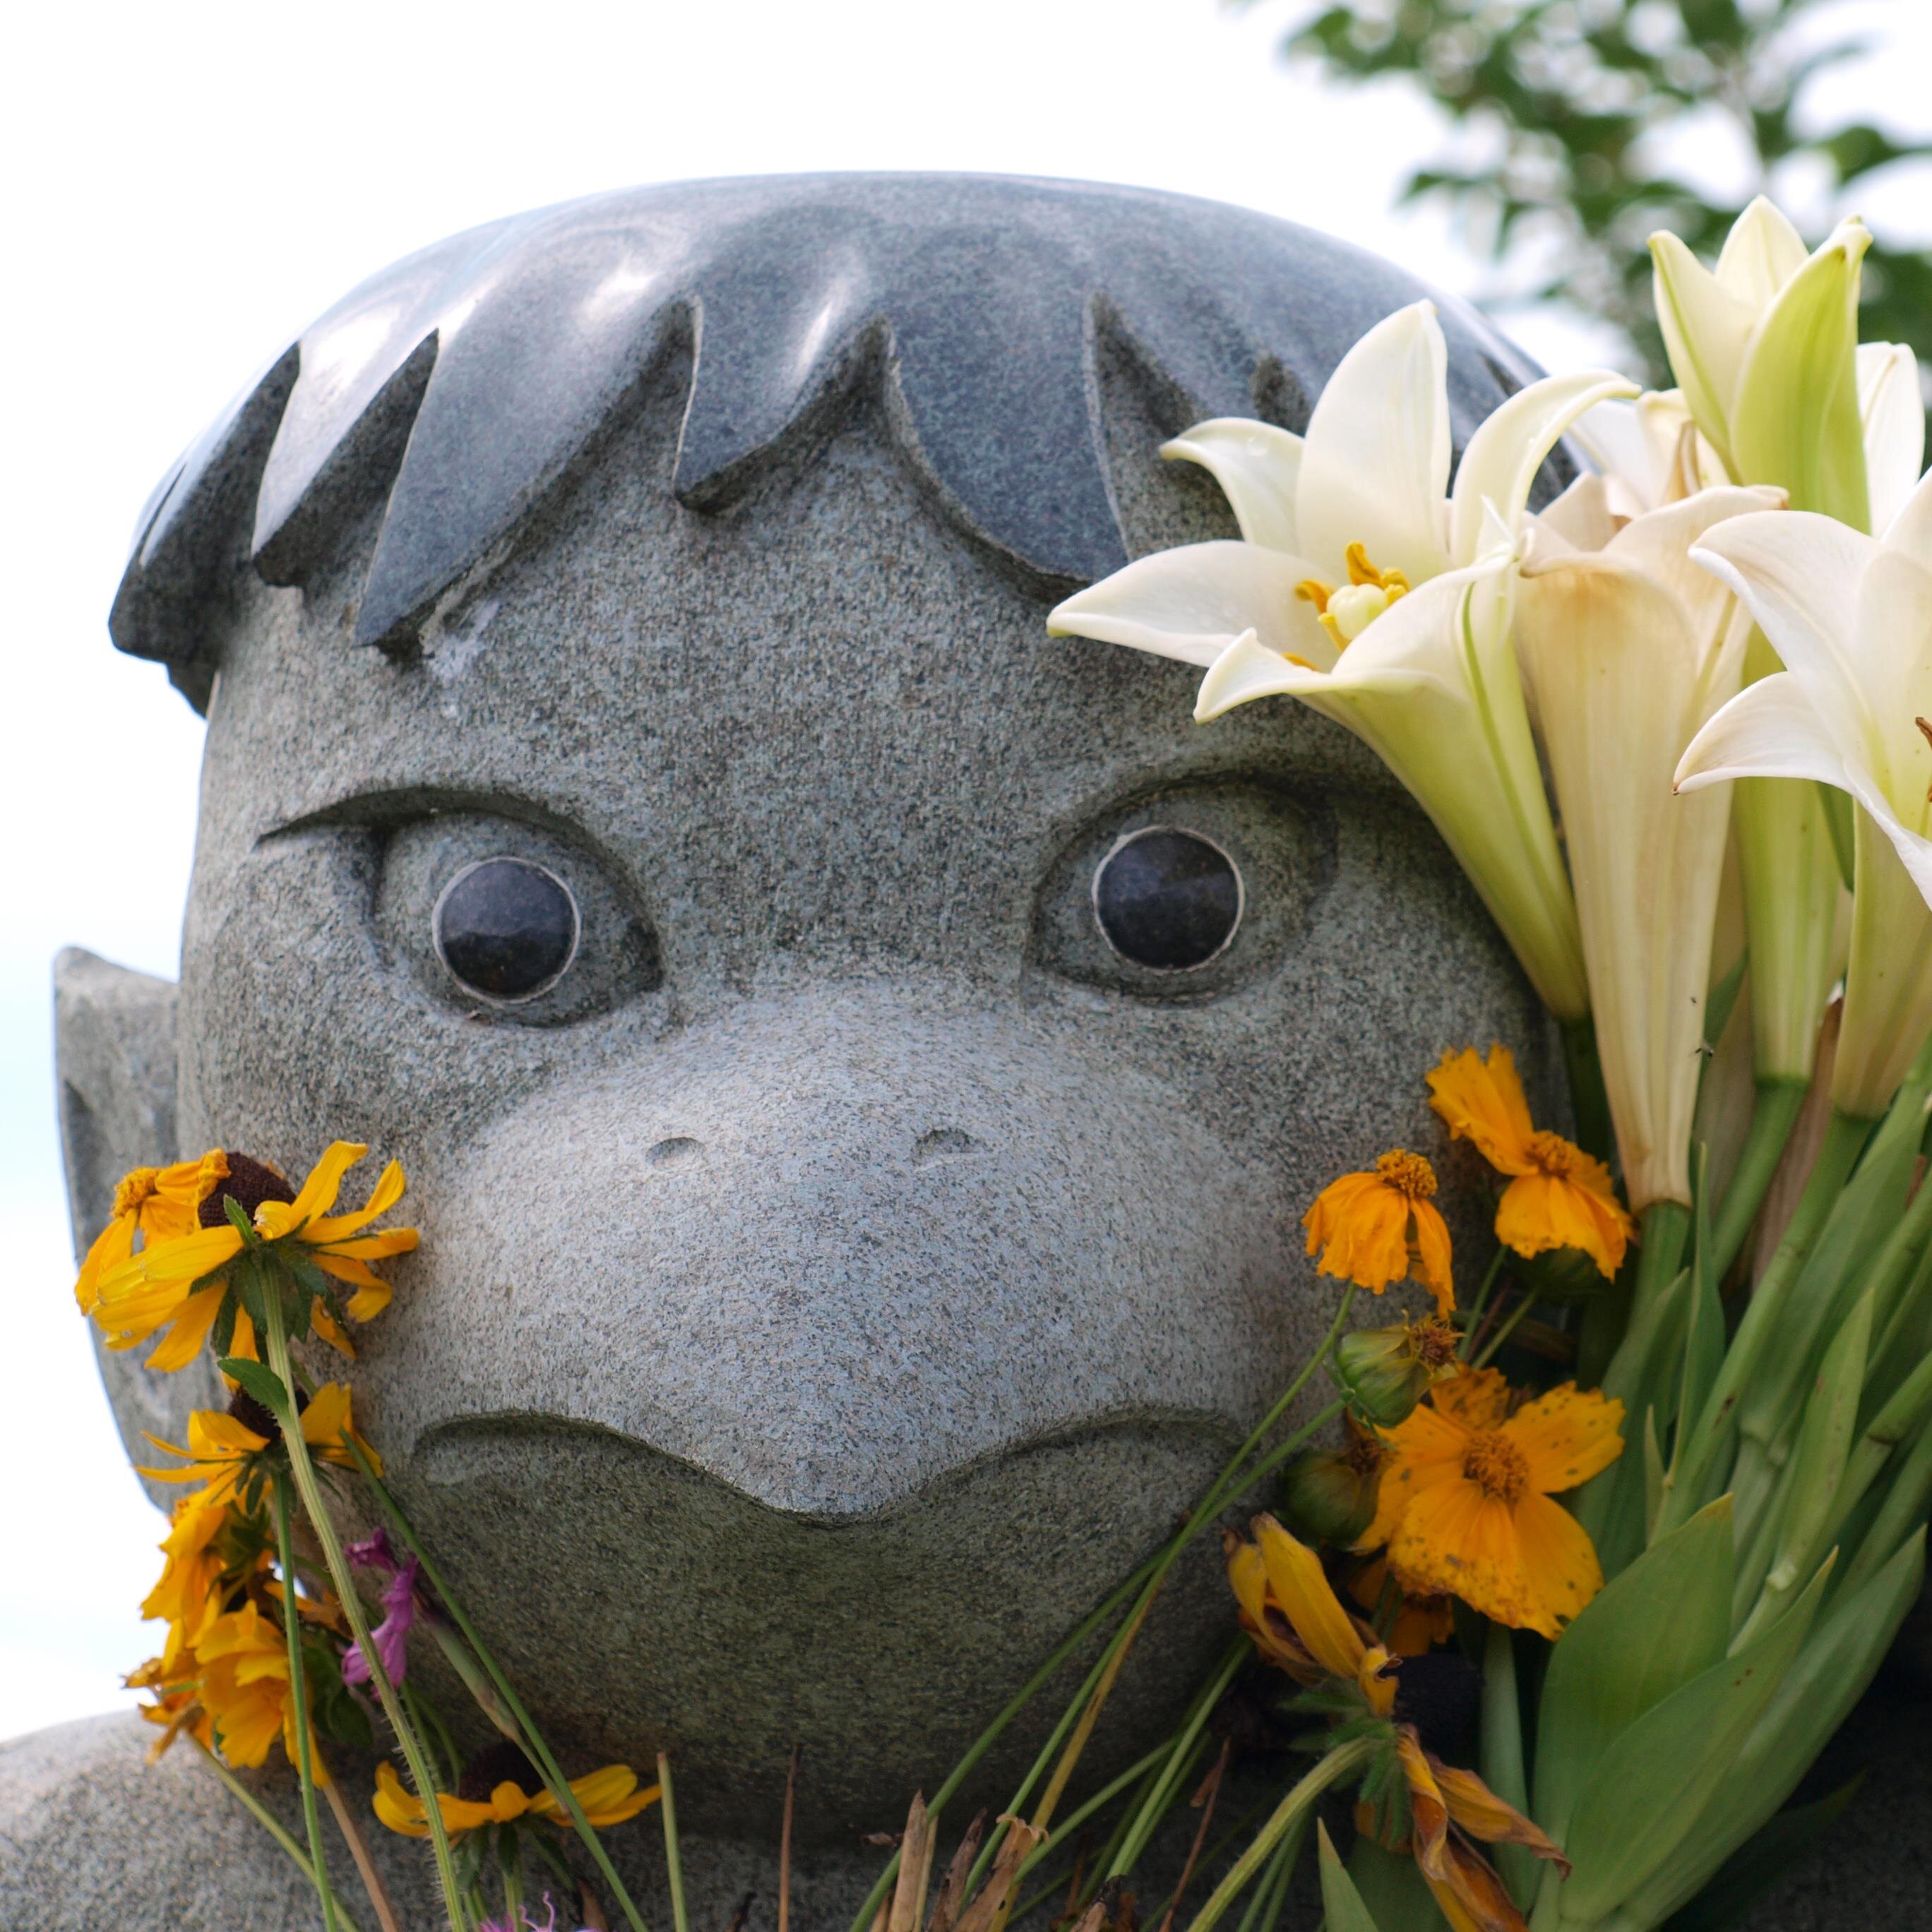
[{"x1": 109, "y1": 172, "x2": 1544, "y2": 708}]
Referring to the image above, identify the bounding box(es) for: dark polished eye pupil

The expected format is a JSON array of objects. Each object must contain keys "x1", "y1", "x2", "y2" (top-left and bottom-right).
[
  {"x1": 434, "y1": 859, "x2": 578, "y2": 1000},
  {"x1": 1093, "y1": 829, "x2": 1241, "y2": 971}
]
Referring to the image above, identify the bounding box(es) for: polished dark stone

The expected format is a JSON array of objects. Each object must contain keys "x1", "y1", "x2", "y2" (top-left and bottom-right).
[
  {"x1": 1094, "y1": 828, "x2": 1241, "y2": 970},
  {"x1": 434, "y1": 857, "x2": 577, "y2": 1000}
]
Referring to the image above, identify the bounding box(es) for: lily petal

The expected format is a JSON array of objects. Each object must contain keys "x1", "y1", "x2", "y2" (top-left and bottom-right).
[
  {"x1": 1690, "y1": 513, "x2": 1886, "y2": 758},
  {"x1": 1730, "y1": 217, "x2": 1872, "y2": 525},
  {"x1": 1447, "y1": 369, "x2": 1638, "y2": 566},
  {"x1": 1650, "y1": 231, "x2": 1757, "y2": 465},
  {"x1": 1046, "y1": 541, "x2": 1331, "y2": 667},
  {"x1": 1160, "y1": 419, "x2": 1306, "y2": 553},
  {"x1": 1713, "y1": 196, "x2": 1808, "y2": 305},
  {"x1": 1859, "y1": 343, "x2": 1925, "y2": 536},
  {"x1": 1295, "y1": 302, "x2": 1453, "y2": 585}
]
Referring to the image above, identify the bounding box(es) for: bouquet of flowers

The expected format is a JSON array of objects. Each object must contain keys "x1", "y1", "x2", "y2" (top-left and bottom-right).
[{"x1": 78, "y1": 195, "x2": 1932, "y2": 1932}]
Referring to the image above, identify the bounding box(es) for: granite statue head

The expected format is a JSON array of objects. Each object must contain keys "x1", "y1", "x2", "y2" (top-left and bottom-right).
[{"x1": 58, "y1": 174, "x2": 1561, "y2": 1836}]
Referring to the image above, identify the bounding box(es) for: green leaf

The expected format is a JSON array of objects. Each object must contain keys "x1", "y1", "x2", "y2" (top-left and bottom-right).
[
  {"x1": 1658, "y1": 1779, "x2": 1861, "y2": 1932},
  {"x1": 1573, "y1": 1265, "x2": 1692, "y2": 1572},
  {"x1": 1318, "y1": 1824, "x2": 1383, "y2": 1932},
  {"x1": 1534, "y1": 1496, "x2": 1734, "y2": 1844},
  {"x1": 221, "y1": 1356, "x2": 293, "y2": 1419},
  {"x1": 1345, "y1": 1839, "x2": 1447, "y2": 1932},
  {"x1": 1554, "y1": 1559, "x2": 1827, "y2": 1920},
  {"x1": 1733, "y1": 1290, "x2": 1871, "y2": 1637},
  {"x1": 1614, "y1": 1532, "x2": 1924, "y2": 1926}
]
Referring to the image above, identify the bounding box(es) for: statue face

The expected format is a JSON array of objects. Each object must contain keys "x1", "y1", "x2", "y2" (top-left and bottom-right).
[
  {"x1": 69, "y1": 177, "x2": 1559, "y2": 1837},
  {"x1": 152, "y1": 387, "x2": 1539, "y2": 1832}
]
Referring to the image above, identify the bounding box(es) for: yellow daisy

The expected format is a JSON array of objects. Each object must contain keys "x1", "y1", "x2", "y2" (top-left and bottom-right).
[
  {"x1": 1365, "y1": 1367, "x2": 1624, "y2": 1638},
  {"x1": 374, "y1": 1746, "x2": 660, "y2": 1839},
  {"x1": 193, "y1": 1599, "x2": 316, "y2": 1773},
  {"x1": 140, "y1": 1383, "x2": 382, "y2": 1508},
  {"x1": 1304, "y1": 1150, "x2": 1454, "y2": 1313},
  {"x1": 1428, "y1": 1046, "x2": 1635, "y2": 1279},
  {"x1": 92, "y1": 1143, "x2": 417, "y2": 1373},
  {"x1": 140, "y1": 1491, "x2": 244, "y2": 1670},
  {"x1": 73, "y1": 1150, "x2": 228, "y2": 1313}
]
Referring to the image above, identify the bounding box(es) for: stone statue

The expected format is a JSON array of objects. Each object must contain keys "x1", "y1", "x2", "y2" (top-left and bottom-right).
[{"x1": 4, "y1": 174, "x2": 1914, "y2": 1928}]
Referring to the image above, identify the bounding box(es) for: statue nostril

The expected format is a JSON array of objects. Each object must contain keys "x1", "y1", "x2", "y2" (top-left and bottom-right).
[
  {"x1": 647, "y1": 1136, "x2": 705, "y2": 1169},
  {"x1": 913, "y1": 1128, "x2": 984, "y2": 1165}
]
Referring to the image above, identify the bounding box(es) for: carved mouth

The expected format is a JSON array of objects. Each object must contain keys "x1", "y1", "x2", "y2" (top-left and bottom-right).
[{"x1": 398, "y1": 1410, "x2": 1243, "y2": 1832}]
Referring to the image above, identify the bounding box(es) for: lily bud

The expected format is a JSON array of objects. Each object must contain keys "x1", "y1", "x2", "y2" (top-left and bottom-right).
[{"x1": 1331, "y1": 1316, "x2": 1458, "y2": 1428}]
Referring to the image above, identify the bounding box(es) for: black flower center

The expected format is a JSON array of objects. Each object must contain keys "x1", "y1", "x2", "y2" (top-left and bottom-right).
[
  {"x1": 226, "y1": 1388, "x2": 282, "y2": 1445},
  {"x1": 457, "y1": 1740, "x2": 542, "y2": 1802},
  {"x1": 198, "y1": 1152, "x2": 297, "y2": 1229}
]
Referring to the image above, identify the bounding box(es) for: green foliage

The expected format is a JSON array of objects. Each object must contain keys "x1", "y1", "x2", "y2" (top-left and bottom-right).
[{"x1": 1261, "y1": 0, "x2": 1932, "y2": 398}]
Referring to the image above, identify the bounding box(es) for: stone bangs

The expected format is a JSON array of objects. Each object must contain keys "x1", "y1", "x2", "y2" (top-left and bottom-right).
[{"x1": 108, "y1": 173, "x2": 1540, "y2": 708}]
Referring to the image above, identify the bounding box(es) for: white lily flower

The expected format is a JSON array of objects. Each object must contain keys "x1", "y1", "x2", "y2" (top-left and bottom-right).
[
  {"x1": 1569, "y1": 389, "x2": 1727, "y2": 520},
  {"x1": 1047, "y1": 300, "x2": 1634, "y2": 1020},
  {"x1": 1860, "y1": 342, "x2": 1926, "y2": 535},
  {"x1": 1676, "y1": 470, "x2": 1932, "y2": 1119},
  {"x1": 1650, "y1": 198, "x2": 1872, "y2": 525},
  {"x1": 1515, "y1": 482, "x2": 1780, "y2": 1210},
  {"x1": 1573, "y1": 388, "x2": 1842, "y2": 1090}
]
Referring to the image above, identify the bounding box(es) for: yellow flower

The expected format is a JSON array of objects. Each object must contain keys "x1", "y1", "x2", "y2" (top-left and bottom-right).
[
  {"x1": 139, "y1": 1491, "x2": 242, "y2": 1671},
  {"x1": 1304, "y1": 1150, "x2": 1454, "y2": 1313},
  {"x1": 73, "y1": 1151, "x2": 227, "y2": 1313},
  {"x1": 1394, "y1": 1729, "x2": 1568, "y2": 1932},
  {"x1": 93, "y1": 1143, "x2": 417, "y2": 1372},
  {"x1": 1226, "y1": 1515, "x2": 1565, "y2": 1932},
  {"x1": 141, "y1": 1383, "x2": 383, "y2": 1507},
  {"x1": 1427, "y1": 1046, "x2": 1636, "y2": 1278},
  {"x1": 193, "y1": 1599, "x2": 316, "y2": 1773},
  {"x1": 373, "y1": 1748, "x2": 660, "y2": 1839},
  {"x1": 1224, "y1": 1513, "x2": 1397, "y2": 1712},
  {"x1": 1349, "y1": 1556, "x2": 1455, "y2": 1658},
  {"x1": 1364, "y1": 1368, "x2": 1624, "y2": 1638}
]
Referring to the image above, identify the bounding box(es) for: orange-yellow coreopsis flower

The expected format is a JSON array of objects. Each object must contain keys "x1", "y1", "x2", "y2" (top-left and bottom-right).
[
  {"x1": 1362, "y1": 1366, "x2": 1624, "y2": 1639},
  {"x1": 1304, "y1": 1150, "x2": 1454, "y2": 1312},
  {"x1": 1428, "y1": 1045, "x2": 1635, "y2": 1278}
]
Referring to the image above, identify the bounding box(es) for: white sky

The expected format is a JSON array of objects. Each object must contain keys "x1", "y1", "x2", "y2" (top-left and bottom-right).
[{"x1": 4, "y1": 0, "x2": 1927, "y2": 1744}]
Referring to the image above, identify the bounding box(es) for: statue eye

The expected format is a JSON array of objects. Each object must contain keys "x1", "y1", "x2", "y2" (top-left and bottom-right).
[
  {"x1": 434, "y1": 857, "x2": 581, "y2": 1001},
  {"x1": 1092, "y1": 828, "x2": 1242, "y2": 971}
]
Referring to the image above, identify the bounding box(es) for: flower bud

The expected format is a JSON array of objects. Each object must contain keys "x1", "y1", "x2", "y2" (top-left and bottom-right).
[
  {"x1": 1513, "y1": 1243, "x2": 1616, "y2": 1305},
  {"x1": 1280, "y1": 1441, "x2": 1381, "y2": 1548},
  {"x1": 1330, "y1": 1316, "x2": 1459, "y2": 1427}
]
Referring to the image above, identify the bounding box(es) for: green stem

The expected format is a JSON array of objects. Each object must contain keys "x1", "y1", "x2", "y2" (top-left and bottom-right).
[
  {"x1": 270, "y1": 1473, "x2": 342, "y2": 1932},
  {"x1": 189, "y1": 1736, "x2": 365, "y2": 1932},
  {"x1": 501, "y1": 1848, "x2": 527, "y2": 1927},
  {"x1": 919, "y1": 1295, "x2": 1361, "y2": 1917},
  {"x1": 1472, "y1": 1293, "x2": 1537, "y2": 1371},
  {"x1": 1457, "y1": 1246, "x2": 1509, "y2": 1361},
  {"x1": 347, "y1": 1444, "x2": 652, "y2": 1932},
  {"x1": 260, "y1": 1291, "x2": 471, "y2": 1932},
  {"x1": 1663, "y1": 1109, "x2": 1872, "y2": 1536},
  {"x1": 1629, "y1": 1200, "x2": 1692, "y2": 1326},
  {"x1": 659, "y1": 1755, "x2": 690, "y2": 1932},
  {"x1": 1108, "y1": 1640, "x2": 1248, "y2": 1876},
  {"x1": 1480, "y1": 1623, "x2": 1537, "y2": 1908},
  {"x1": 1561, "y1": 1016, "x2": 1614, "y2": 1164},
  {"x1": 1179, "y1": 1739, "x2": 1374, "y2": 1932},
  {"x1": 1230, "y1": 1815, "x2": 1301, "y2": 1932},
  {"x1": 1009, "y1": 1738, "x2": 1177, "y2": 1911},
  {"x1": 1709, "y1": 1080, "x2": 1807, "y2": 1280}
]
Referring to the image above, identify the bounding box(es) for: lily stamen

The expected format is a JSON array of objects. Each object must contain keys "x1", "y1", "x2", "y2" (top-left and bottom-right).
[{"x1": 1296, "y1": 544, "x2": 1411, "y2": 649}]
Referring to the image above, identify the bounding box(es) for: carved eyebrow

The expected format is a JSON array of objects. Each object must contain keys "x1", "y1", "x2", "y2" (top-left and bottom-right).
[{"x1": 258, "y1": 785, "x2": 602, "y2": 849}]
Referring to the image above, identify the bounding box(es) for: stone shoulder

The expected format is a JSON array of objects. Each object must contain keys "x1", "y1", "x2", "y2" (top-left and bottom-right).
[{"x1": 0, "y1": 1712, "x2": 317, "y2": 1930}]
